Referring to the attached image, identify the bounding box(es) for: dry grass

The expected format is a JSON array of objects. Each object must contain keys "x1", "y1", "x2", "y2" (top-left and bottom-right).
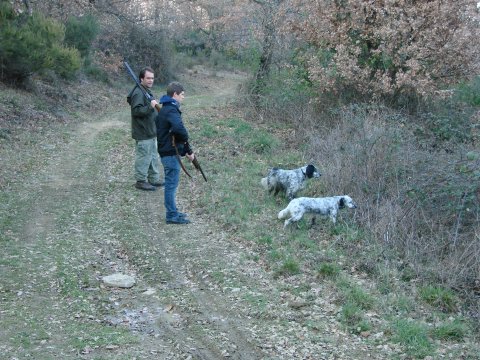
[{"x1": 259, "y1": 100, "x2": 480, "y2": 328}]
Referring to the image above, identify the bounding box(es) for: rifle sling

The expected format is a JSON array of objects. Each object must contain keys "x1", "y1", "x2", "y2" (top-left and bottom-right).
[{"x1": 171, "y1": 136, "x2": 192, "y2": 178}]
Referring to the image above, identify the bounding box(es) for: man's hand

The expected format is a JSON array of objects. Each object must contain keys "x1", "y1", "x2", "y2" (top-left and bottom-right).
[
  {"x1": 186, "y1": 153, "x2": 195, "y2": 162},
  {"x1": 150, "y1": 99, "x2": 158, "y2": 109}
]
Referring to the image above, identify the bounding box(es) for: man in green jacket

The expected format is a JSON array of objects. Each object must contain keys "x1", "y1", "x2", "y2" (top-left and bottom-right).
[{"x1": 127, "y1": 67, "x2": 164, "y2": 191}]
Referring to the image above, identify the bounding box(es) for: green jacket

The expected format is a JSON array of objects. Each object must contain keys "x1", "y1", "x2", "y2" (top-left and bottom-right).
[{"x1": 127, "y1": 85, "x2": 157, "y2": 140}]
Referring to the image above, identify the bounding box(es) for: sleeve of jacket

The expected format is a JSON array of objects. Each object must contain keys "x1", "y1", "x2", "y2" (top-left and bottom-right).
[{"x1": 130, "y1": 88, "x2": 154, "y2": 117}]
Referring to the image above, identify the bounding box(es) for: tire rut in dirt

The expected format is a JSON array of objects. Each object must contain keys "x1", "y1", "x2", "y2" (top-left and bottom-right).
[{"x1": 114, "y1": 192, "x2": 266, "y2": 359}]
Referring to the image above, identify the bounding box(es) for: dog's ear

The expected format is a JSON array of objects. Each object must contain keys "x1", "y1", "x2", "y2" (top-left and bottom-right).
[
  {"x1": 338, "y1": 197, "x2": 346, "y2": 208},
  {"x1": 305, "y1": 164, "x2": 315, "y2": 178}
]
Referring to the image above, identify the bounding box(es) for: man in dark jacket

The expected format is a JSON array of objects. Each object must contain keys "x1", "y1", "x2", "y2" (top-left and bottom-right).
[
  {"x1": 156, "y1": 82, "x2": 195, "y2": 224},
  {"x1": 127, "y1": 67, "x2": 164, "y2": 191}
]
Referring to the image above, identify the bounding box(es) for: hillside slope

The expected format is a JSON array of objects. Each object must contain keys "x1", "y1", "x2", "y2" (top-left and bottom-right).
[{"x1": 0, "y1": 69, "x2": 478, "y2": 359}]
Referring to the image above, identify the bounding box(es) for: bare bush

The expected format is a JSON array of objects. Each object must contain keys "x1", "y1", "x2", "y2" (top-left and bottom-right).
[
  {"x1": 289, "y1": 0, "x2": 480, "y2": 100},
  {"x1": 295, "y1": 103, "x2": 479, "y2": 296}
]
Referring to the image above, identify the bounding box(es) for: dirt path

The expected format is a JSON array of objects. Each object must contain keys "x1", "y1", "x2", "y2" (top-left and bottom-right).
[{"x1": 0, "y1": 69, "x2": 396, "y2": 359}]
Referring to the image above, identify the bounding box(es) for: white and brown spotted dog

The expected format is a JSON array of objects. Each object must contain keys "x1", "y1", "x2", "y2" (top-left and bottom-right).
[
  {"x1": 278, "y1": 195, "x2": 357, "y2": 228},
  {"x1": 261, "y1": 164, "x2": 321, "y2": 200}
]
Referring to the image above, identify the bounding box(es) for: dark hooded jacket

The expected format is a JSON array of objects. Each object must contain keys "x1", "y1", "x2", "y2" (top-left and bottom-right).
[
  {"x1": 127, "y1": 85, "x2": 157, "y2": 140},
  {"x1": 156, "y1": 95, "x2": 192, "y2": 157}
]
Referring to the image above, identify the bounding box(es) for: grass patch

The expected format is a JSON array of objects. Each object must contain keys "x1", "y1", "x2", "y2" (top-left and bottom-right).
[
  {"x1": 243, "y1": 292, "x2": 269, "y2": 312},
  {"x1": 68, "y1": 323, "x2": 137, "y2": 350},
  {"x1": 390, "y1": 295, "x2": 416, "y2": 314},
  {"x1": 275, "y1": 257, "x2": 301, "y2": 277},
  {"x1": 317, "y1": 262, "x2": 341, "y2": 278},
  {"x1": 232, "y1": 120, "x2": 253, "y2": 136},
  {"x1": 198, "y1": 121, "x2": 220, "y2": 138},
  {"x1": 392, "y1": 319, "x2": 434, "y2": 359},
  {"x1": 256, "y1": 234, "x2": 273, "y2": 246},
  {"x1": 247, "y1": 130, "x2": 278, "y2": 153},
  {"x1": 339, "y1": 301, "x2": 372, "y2": 334},
  {"x1": 95, "y1": 127, "x2": 128, "y2": 147},
  {"x1": 340, "y1": 301, "x2": 363, "y2": 326},
  {"x1": 431, "y1": 319, "x2": 468, "y2": 341},
  {"x1": 400, "y1": 265, "x2": 417, "y2": 282},
  {"x1": 418, "y1": 285, "x2": 458, "y2": 312},
  {"x1": 336, "y1": 277, "x2": 375, "y2": 310}
]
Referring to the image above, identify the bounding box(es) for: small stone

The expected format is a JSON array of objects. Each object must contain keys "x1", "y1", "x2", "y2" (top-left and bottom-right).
[
  {"x1": 102, "y1": 273, "x2": 135, "y2": 288},
  {"x1": 142, "y1": 288, "x2": 156, "y2": 295}
]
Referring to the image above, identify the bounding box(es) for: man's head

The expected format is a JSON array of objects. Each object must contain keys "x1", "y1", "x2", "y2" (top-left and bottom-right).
[
  {"x1": 166, "y1": 82, "x2": 185, "y2": 103},
  {"x1": 139, "y1": 67, "x2": 154, "y2": 89}
]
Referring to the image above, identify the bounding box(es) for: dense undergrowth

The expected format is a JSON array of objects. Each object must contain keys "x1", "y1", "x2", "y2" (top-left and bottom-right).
[
  {"x1": 242, "y1": 67, "x2": 480, "y2": 309},
  {"x1": 187, "y1": 101, "x2": 479, "y2": 358},
  {"x1": 180, "y1": 67, "x2": 480, "y2": 358}
]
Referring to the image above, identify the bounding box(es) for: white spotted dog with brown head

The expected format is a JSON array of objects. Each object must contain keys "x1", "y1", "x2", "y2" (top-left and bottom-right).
[
  {"x1": 278, "y1": 195, "x2": 357, "y2": 228},
  {"x1": 260, "y1": 164, "x2": 321, "y2": 200}
]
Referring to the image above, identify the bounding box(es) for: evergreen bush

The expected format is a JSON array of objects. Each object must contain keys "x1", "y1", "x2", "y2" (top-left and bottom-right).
[
  {"x1": 0, "y1": 2, "x2": 81, "y2": 83},
  {"x1": 64, "y1": 14, "x2": 99, "y2": 58}
]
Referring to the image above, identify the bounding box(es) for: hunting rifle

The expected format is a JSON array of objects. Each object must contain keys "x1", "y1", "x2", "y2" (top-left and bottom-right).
[
  {"x1": 172, "y1": 136, "x2": 207, "y2": 182},
  {"x1": 124, "y1": 60, "x2": 207, "y2": 182}
]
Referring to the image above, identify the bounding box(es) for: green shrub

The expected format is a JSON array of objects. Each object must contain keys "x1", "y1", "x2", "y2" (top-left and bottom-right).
[
  {"x1": 317, "y1": 262, "x2": 341, "y2": 278},
  {"x1": 347, "y1": 285, "x2": 375, "y2": 311},
  {"x1": 418, "y1": 285, "x2": 457, "y2": 312},
  {"x1": 276, "y1": 258, "x2": 301, "y2": 277},
  {"x1": 84, "y1": 64, "x2": 109, "y2": 82},
  {"x1": 0, "y1": 2, "x2": 81, "y2": 82},
  {"x1": 64, "y1": 14, "x2": 99, "y2": 58},
  {"x1": 50, "y1": 44, "x2": 82, "y2": 79},
  {"x1": 455, "y1": 76, "x2": 480, "y2": 107},
  {"x1": 247, "y1": 131, "x2": 278, "y2": 154},
  {"x1": 336, "y1": 278, "x2": 375, "y2": 310},
  {"x1": 431, "y1": 319, "x2": 467, "y2": 341},
  {"x1": 340, "y1": 301, "x2": 363, "y2": 327}
]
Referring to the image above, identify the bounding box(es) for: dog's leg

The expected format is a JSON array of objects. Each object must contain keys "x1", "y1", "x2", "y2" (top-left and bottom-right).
[
  {"x1": 329, "y1": 210, "x2": 337, "y2": 224},
  {"x1": 289, "y1": 210, "x2": 304, "y2": 224},
  {"x1": 286, "y1": 190, "x2": 295, "y2": 201}
]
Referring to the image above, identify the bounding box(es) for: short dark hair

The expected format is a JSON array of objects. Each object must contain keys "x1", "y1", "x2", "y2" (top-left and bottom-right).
[
  {"x1": 139, "y1": 67, "x2": 154, "y2": 80},
  {"x1": 166, "y1": 82, "x2": 184, "y2": 97}
]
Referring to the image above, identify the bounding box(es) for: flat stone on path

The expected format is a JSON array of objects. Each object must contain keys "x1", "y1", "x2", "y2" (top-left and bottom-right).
[{"x1": 102, "y1": 273, "x2": 136, "y2": 288}]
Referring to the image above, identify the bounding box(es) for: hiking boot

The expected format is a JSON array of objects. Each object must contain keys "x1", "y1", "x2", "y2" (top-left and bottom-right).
[
  {"x1": 135, "y1": 181, "x2": 157, "y2": 191},
  {"x1": 166, "y1": 216, "x2": 191, "y2": 225},
  {"x1": 149, "y1": 181, "x2": 165, "y2": 187}
]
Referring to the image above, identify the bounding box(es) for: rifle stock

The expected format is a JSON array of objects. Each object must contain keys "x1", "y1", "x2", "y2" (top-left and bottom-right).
[
  {"x1": 171, "y1": 136, "x2": 207, "y2": 181},
  {"x1": 192, "y1": 157, "x2": 207, "y2": 182}
]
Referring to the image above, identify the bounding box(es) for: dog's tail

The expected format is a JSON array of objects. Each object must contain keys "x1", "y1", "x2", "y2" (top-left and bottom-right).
[
  {"x1": 278, "y1": 207, "x2": 290, "y2": 220},
  {"x1": 260, "y1": 177, "x2": 269, "y2": 190},
  {"x1": 262, "y1": 169, "x2": 279, "y2": 191}
]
